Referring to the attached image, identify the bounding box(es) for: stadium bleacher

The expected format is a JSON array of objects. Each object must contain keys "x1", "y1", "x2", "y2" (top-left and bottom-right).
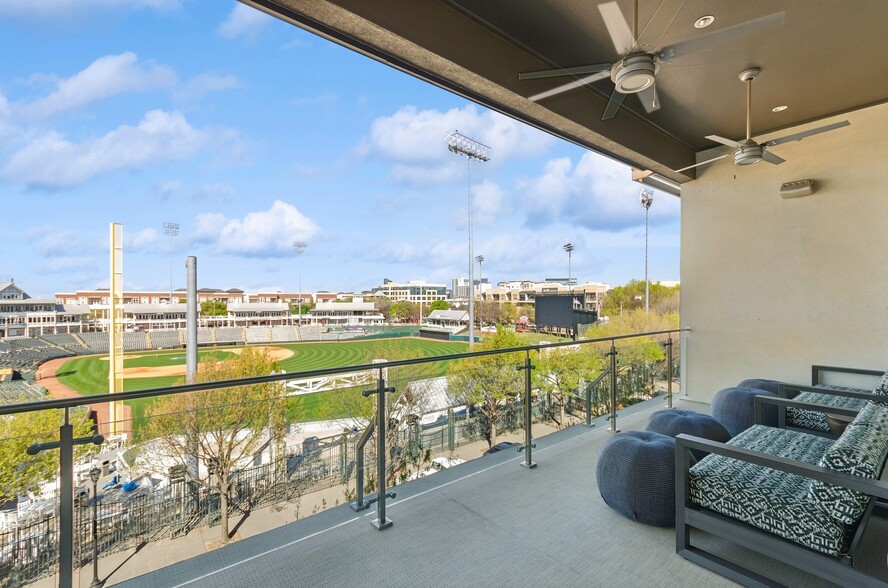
[
  {"x1": 246, "y1": 326, "x2": 271, "y2": 344},
  {"x1": 0, "y1": 380, "x2": 46, "y2": 404},
  {"x1": 148, "y1": 330, "x2": 182, "y2": 349},
  {"x1": 271, "y1": 325, "x2": 297, "y2": 342},
  {"x1": 79, "y1": 332, "x2": 110, "y2": 353},
  {"x1": 215, "y1": 327, "x2": 244, "y2": 345}
]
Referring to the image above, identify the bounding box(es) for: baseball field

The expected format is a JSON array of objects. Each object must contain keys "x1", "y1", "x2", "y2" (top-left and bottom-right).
[{"x1": 51, "y1": 338, "x2": 469, "y2": 428}]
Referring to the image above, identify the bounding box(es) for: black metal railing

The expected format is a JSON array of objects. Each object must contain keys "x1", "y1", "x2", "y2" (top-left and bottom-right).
[{"x1": 0, "y1": 327, "x2": 687, "y2": 587}]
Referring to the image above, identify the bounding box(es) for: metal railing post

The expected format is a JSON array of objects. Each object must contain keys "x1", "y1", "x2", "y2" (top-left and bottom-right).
[
  {"x1": 516, "y1": 352, "x2": 537, "y2": 468},
  {"x1": 665, "y1": 335, "x2": 674, "y2": 409},
  {"x1": 59, "y1": 411, "x2": 74, "y2": 588},
  {"x1": 24, "y1": 409, "x2": 104, "y2": 588},
  {"x1": 608, "y1": 341, "x2": 620, "y2": 432},
  {"x1": 447, "y1": 409, "x2": 455, "y2": 451},
  {"x1": 360, "y1": 371, "x2": 395, "y2": 530},
  {"x1": 350, "y1": 421, "x2": 374, "y2": 512}
]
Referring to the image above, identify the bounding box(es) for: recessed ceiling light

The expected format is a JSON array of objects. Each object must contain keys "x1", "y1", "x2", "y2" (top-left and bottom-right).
[
  {"x1": 694, "y1": 15, "x2": 715, "y2": 29},
  {"x1": 772, "y1": 105, "x2": 788, "y2": 112}
]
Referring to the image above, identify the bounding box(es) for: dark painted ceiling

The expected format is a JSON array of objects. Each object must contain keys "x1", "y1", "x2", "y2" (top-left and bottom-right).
[{"x1": 245, "y1": 0, "x2": 888, "y2": 186}]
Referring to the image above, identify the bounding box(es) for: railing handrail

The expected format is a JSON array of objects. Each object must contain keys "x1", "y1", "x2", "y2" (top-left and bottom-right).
[{"x1": 0, "y1": 327, "x2": 688, "y2": 416}]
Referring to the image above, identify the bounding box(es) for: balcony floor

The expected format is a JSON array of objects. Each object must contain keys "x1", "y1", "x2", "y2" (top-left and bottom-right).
[{"x1": 114, "y1": 397, "x2": 887, "y2": 588}]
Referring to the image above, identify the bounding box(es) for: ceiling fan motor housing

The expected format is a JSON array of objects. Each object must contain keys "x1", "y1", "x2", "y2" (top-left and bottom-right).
[
  {"x1": 734, "y1": 140, "x2": 764, "y2": 165},
  {"x1": 611, "y1": 53, "x2": 659, "y2": 94}
]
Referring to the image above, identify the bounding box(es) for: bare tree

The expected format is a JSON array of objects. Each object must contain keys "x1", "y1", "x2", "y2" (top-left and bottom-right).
[{"x1": 143, "y1": 348, "x2": 287, "y2": 545}]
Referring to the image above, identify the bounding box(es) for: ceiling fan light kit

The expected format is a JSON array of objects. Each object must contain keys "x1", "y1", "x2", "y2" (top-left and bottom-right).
[{"x1": 611, "y1": 54, "x2": 659, "y2": 93}]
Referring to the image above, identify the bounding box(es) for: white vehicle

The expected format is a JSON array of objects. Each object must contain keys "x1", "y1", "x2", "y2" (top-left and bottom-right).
[{"x1": 409, "y1": 457, "x2": 466, "y2": 480}]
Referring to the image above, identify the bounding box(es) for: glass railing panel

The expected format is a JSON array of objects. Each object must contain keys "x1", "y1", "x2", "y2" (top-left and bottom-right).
[{"x1": 0, "y1": 327, "x2": 686, "y2": 586}]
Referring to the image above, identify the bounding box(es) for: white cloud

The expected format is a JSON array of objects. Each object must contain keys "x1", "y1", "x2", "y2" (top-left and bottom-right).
[
  {"x1": 357, "y1": 104, "x2": 555, "y2": 184},
  {"x1": 517, "y1": 152, "x2": 680, "y2": 231},
  {"x1": 218, "y1": 3, "x2": 271, "y2": 39},
  {"x1": 155, "y1": 179, "x2": 183, "y2": 200},
  {"x1": 33, "y1": 230, "x2": 81, "y2": 256},
  {"x1": 174, "y1": 73, "x2": 240, "y2": 101},
  {"x1": 38, "y1": 257, "x2": 96, "y2": 273},
  {"x1": 20, "y1": 52, "x2": 175, "y2": 119},
  {"x1": 125, "y1": 228, "x2": 159, "y2": 251},
  {"x1": 0, "y1": 0, "x2": 180, "y2": 21},
  {"x1": 191, "y1": 200, "x2": 319, "y2": 257},
  {"x1": 3, "y1": 110, "x2": 210, "y2": 189},
  {"x1": 471, "y1": 180, "x2": 508, "y2": 226},
  {"x1": 192, "y1": 182, "x2": 235, "y2": 202}
]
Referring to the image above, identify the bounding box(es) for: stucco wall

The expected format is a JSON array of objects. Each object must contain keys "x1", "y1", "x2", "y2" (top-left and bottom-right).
[{"x1": 680, "y1": 102, "x2": 888, "y2": 402}]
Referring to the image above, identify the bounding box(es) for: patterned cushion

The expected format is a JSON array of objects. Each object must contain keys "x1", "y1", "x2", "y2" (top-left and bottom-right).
[
  {"x1": 808, "y1": 401, "x2": 888, "y2": 524},
  {"x1": 785, "y1": 388, "x2": 868, "y2": 433},
  {"x1": 876, "y1": 369, "x2": 888, "y2": 395},
  {"x1": 689, "y1": 426, "x2": 849, "y2": 555}
]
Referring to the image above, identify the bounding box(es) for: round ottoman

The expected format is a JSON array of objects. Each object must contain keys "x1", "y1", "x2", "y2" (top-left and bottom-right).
[
  {"x1": 596, "y1": 431, "x2": 677, "y2": 527},
  {"x1": 737, "y1": 378, "x2": 785, "y2": 396},
  {"x1": 644, "y1": 409, "x2": 730, "y2": 459},
  {"x1": 711, "y1": 386, "x2": 778, "y2": 437}
]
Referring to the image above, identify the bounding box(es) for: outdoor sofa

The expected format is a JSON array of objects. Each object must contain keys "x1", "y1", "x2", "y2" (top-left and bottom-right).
[{"x1": 676, "y1": 396, "x2": 888, "y2": 587}]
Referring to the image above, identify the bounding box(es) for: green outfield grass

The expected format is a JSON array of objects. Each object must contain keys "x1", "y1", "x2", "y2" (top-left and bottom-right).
[{"x1": 56, "y1": 338, "x2": 468, "y2": 429}]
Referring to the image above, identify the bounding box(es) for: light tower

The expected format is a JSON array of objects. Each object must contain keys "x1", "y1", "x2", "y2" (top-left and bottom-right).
[
  {"x1": 292, "y1": 241, "x2": 308, "y2": 330},
  {"x1": 445, "y1": 131, "x2": 490, "y2": 349},
  {"x1": 475, "y1": 255, "x2": 484, "y2": 327},
  {"x1": 640, "y1": 189, "x2": 654, "y2": 314},
  {"x1": 563, "y1": 243, "x2": 574, "y2": 292},
  {"x1": 162, "y1": 222, "x2": 179, "y2": 303}
]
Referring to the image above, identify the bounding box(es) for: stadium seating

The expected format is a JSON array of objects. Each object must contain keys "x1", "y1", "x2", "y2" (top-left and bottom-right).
[
  {"x1": 215, "y1": 327, "x2": 245, "y2": 345},
  {"x1": 246, "y1": 326, "x2": 272, "y2": 344},
  {"x1": 149, "y1": 330, "x2": 182, "y2": 349},
  {"x1": 271, "y1": 325, "x2": 297, "y2": 342}
]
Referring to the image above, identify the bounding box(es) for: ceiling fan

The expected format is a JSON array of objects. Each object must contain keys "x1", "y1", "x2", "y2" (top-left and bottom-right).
[
  {"x1": 518, "y1": 0, "x2": 784, "y2": 120},
  {"x1": 675, "y1": 67, "x2": 850, "y2": 173}
]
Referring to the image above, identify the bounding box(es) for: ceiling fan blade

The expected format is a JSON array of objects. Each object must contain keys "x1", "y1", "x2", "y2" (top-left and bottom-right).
[
  {"x1": 663, "y1": 48, "x2": 767, "y2": 68},
  {"x1": 637, "y1": 84, "x2": 660, "y2": 113},
  {"x1": 763, "y1": 120, "x2": 850, "y2": 147},
  {"x1": 675, "y1": 152, "x2": 732, "y2": 173},
  {"x1": 659, "y1": 12, "x2": 784, "y2": 62},
  {"x1": 761, "y1": 150, "x2": 785, "y2": 165},
  {"x1": 633, "y1": 0, "x2": 686, "y2": 51},
  {"x1": 598, "y1": 2, "x2": 634, "y2": 55},
  {"x1": 705, "y1": 135, "x2": 742, "y2": 148},
  {"x1": 528, "y1": 70, "x2": 611, "y2": 101},
  {"x1": 601, "y1": 89, "x2": 627, "y2": 120},
  {"x1": 519, "y1": 63, "x2": 611, "y2": 80}
]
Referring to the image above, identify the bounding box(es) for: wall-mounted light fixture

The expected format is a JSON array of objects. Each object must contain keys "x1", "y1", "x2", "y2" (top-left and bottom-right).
[{"x1": 779, "y1": 179, "x2": 815, "y2": 199}]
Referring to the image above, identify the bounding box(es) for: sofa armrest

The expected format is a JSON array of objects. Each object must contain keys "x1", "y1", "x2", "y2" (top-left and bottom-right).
[
  {"x1": 811, "y1": 365, "x2": 884, "y2": 386},
  {"x1": 755, "y1": 394, "x2": 861, "y2": 430},
  {"x1": 778, "y1": 382, "x2": 879, "y2": 401},
  {"x1": 675, "y1": 433, "x2": 888, "y2": 500}
]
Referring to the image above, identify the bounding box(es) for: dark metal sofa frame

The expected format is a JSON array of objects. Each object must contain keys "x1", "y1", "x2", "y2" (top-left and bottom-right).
[{"x1": 676, "y1": 397, "x2": 888, "y2": 587}]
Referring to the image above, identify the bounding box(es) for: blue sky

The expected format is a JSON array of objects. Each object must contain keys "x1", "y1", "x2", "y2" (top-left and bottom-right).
[{"x1": 0, "y1": 1, "x2": 680, "y2": 299}]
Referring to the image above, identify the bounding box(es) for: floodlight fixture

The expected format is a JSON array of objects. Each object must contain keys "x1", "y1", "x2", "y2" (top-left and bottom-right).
[
  {"x1": 563, "y1": 243, "x2": 574, "y2": 291},
  {"x1": 639, "y1": 189, "x2": 655, "y2": 314},
  {"x1": 293, "y1": 241, "x2": 308, "y2": 329},
  {"x1": 163, "y1": 222, "x2": 179, "y2": 303}
]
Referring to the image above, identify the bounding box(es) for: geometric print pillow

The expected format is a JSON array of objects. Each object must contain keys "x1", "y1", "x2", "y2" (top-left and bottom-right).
[
  {"x1": 876, "y1": 369, "x2": 888, "y2": 395},
  {"x1": 808, "y1": 401, "x2": 888, "y2": 524}
]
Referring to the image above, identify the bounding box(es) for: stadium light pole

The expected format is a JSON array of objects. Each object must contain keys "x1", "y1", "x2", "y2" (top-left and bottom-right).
[
  {"x1": 293, "y1": 241, "x2": 308, "y2": 328},
  {"x1": 563, "y1": 243, "x2": 574, "y2": 292},
  {"x1": 475, "y1": 255, "x2": 484, "y2": 328},
  {"x1": 163, "y1": 222, "x2": 179, "y2": 303},
  {"x1": 640, "y1": 189, "x2": 654, "y2": 314},
  {"x1": 445, "y1": 131, "x2": 490, "y2": 349}
]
